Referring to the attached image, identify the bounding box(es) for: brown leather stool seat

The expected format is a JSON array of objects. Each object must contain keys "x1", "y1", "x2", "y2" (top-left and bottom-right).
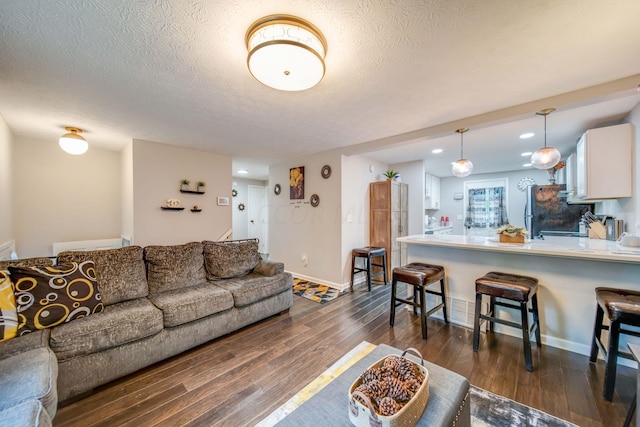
[
  {"x1": 589, "y1": 287, "x2": 640, "y2": 401},
  {"x1": 473, "y1": 271, "x2": 541, "y2": 372},
  {"x1": 350, "y1": 247, "x2": 388, "y2": 292},
  {"x1": 389, "y1": 262, "x2": 448, "y2": 339}
]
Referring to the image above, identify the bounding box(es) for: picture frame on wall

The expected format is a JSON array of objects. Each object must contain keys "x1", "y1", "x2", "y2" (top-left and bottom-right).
[
  {"x1": 217, "y1": 196, "x2": 230, "y2": 206},
  {"x1": 290, "y1": 166, "x2": 305, "y2": 200}
]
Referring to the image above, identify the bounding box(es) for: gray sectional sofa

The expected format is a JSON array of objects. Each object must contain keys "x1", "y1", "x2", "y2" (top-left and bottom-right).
[{"x1": 0, "y1": 240, "x2": 293, "y2": 426}]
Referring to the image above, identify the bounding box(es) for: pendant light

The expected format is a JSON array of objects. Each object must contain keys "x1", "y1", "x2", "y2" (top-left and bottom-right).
[
  {"x1": 451, "y1": 128, "x2": 473, "y2": 177},
  {"x1": 59, "y1": 127, "x2": 88, "y2": 155},
  {"x1": 246, "y1": 15, "x2": 327, "y2": 91},
  {"x1": 530, "y1": 108, "x2": 561, "y2": 169}
]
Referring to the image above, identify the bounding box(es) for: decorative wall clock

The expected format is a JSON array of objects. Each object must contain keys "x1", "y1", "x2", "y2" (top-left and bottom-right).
[
  {"x1": 274, "y1": 184, "x2": 281, "y2": 195},
  {"x1": 321, "y1": 165, "x2": 332, "y2": 179},
  {"x1": 238, "y1": 203, "x2": 245, "y2": 211},
  {"x1": 310, "y1": 194, "x2": 320, "y2": 207},
  {"x1": 517, "y1": 177, "x2": 536, "y2": 192},
  {"x1": 232, "y1": 189, "x2": 238, "y2": 197}
]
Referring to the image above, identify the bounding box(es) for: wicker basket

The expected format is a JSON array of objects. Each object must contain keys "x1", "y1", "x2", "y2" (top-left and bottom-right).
[
  {"x1": 499, "y1": 233, "x2": 525, "y2": 244},
  {"x1": 348, "y1": 348, "x2": 430, "y2": 427}
]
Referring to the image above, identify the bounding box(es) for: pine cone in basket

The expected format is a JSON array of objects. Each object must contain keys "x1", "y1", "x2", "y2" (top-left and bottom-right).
[
  {"x1": 367, "y1": 379, "x2": 389, "y2": 403},
  {"x1": 382, "y1": 355, "x2": 401, "y2": 372},
  {"x1": 378, "y1": 396, "x2": 402, "y2": 416},
  {"x1": 353, "y1": 384, "x2": 371, "y2": 406},
  {"x1": 360, "y1": 367, "x2": 382, "y2": 384},
  {"x1": 404, "y1": 377, "x2": 422, "y2": 394},
  {"x1": 384, "y1": 376, "x2": 412, "y2": 403},
  {"x1": 396, "y1": 357, "x2": 418, "y2": 380}
]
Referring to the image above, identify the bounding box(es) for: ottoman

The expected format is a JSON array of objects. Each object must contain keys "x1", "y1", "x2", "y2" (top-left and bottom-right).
[{"x1": 274, "y1": 343, "x2": 470, "y2": 426}]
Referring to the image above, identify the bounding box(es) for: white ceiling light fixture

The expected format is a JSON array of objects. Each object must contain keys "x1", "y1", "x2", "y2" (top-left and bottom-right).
[
  {"x1": 520, "y1": 132, "x2": 535, "y2": 139},
  {"x1": 246, "y1": 15, "x2": 327, "y2": 92},
  {"x1": 432, "y1": 148, "x2": 443, "y2": 154},
  {"x1": 237, "y1": 169, "x2": 249, "y2": 174},
  {"x1": 59, "y1": 127, "x2": 88, "y2": 155},
  {"x1": 451, "y1": 128, "x2": 473, "y2": 178},
  {"x1": 530, "y1": 108, "x2": 561, "y2": 169}
]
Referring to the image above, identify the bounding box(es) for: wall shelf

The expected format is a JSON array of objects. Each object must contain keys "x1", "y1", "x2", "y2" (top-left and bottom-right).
[
  {"x1": 180, "y1": 189, "x2": 205, "y2": 194},
  {"x1": 161, "y1": 206, "x2": 185, "y2": 211},
  {"x1": 191, "y1": 208, "x2": 202, "y2": 212}
]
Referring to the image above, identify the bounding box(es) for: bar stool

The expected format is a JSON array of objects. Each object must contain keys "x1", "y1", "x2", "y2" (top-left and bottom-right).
[
  {"x1": 350, "y1": 247, "x2": 388, "y2": 291},
  {"x1": 389, "y1": 262, "x2": 448, "y2": 339},
  {"x1": 589, "y1": 287, "x2": 640, "y2": 401},
  {"x1": 473, "y1": 271, "x2": 541, "y2": 372}
]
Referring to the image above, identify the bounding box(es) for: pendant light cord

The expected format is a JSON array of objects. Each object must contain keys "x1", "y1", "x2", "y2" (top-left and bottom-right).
[{"x1": 544, "y1": 113, "x2": 547, "y2": 148}]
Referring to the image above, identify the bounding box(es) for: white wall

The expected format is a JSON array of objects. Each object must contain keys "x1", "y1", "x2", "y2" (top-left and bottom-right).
[
  {"x1": 12, "y1": 136, "x2": 121, "y2": 257},
  {"x1": 121, "y1": 142, "x2": 134, "y2": 243},
  {"x1": 391, "y1": 160, "x2": 424, "y2": 236},
  {"x1": 232, "y1": 177, "x2": 267, "y2": 240},
  {"x1": 439, "y1": 168, "x2": 550, "y2": 235},
  {"x1": 130, "y1": 139, "x2": 232, "y2": 246},
  {"x1": 0, "y1": 115, "x2": 12, "y2": 247},
  {"x1": 269, "y1": 152, "x2": 343, "y2": 287},
  {"x1": 341, "y1": 155, "x2": 388, "y2": 284}
]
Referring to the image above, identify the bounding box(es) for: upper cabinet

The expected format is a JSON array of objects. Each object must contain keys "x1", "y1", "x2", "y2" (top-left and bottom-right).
[
  {"x1": 424, "y1": 173, "x2": 440, "y2": 209},
  {"x1": 574, "y1": 123, "x2": 632, "y2": 201}
]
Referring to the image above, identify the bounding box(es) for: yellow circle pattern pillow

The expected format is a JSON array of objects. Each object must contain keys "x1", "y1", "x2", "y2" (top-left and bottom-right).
[
  {"x1": 9, "y1": 261, "x2": 104, "y2": 335},
  {"x1": 0, "y1": 270, "x2": 18, "y2": 341}
]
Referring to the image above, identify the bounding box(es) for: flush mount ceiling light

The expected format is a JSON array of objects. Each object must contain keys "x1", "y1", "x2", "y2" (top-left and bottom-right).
[
  {"x1": 530, "y1": 108, "x2": 561, "y2": 169},
  {"x1": 451, "y1": 128, "x2": 473, "y2": 178},
  {"x1": 59, "y1": 127, "x2": 88, "y2": 155},
  {"x1": 246, "y1": 15, "x2": 327, "y2": 91}
]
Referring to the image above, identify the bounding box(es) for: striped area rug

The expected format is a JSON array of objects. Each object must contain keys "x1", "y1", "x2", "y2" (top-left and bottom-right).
[{"x1": 292, "y1": 278, "x2": 347, "y2": 304}]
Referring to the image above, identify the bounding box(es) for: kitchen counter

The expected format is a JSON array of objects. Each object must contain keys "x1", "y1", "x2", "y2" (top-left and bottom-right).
[
  {"x1": 399, "y1": 234, "x2": 640, "y2": 264},
  {"x1": 397, "y1": 233, "x2": 640, "y2": 361}
]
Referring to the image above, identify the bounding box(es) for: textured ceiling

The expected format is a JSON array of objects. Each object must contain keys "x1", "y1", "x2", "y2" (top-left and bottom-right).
[{"x1": 1, "y1": 0, "x2": 640, "y2": 179}]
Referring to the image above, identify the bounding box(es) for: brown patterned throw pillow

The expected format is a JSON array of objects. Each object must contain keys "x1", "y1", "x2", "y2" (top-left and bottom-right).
[{"x1": 9, "y1": 261, "x2": 104, "y2": 335}]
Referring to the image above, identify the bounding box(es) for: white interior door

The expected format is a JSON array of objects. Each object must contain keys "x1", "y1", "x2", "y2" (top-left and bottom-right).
[{"x1": 248, "y1": 185, "x2": 268, "y2": 254}]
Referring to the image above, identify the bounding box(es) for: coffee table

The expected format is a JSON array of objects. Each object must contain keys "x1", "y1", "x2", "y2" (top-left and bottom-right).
[{"x1": 257, "y1": 342, "x2": 470, "y2": 427}]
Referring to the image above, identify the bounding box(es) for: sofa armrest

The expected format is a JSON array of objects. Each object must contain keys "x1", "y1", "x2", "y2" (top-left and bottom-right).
[
  {"x1": 252, "y1": 259, "x2": 284, "y2": 277},
  {"x1": 0, "y1": 330, "x2": 50, "y2": 361}
]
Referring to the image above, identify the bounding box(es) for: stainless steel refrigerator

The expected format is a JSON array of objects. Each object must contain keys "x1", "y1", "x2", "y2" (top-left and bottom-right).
[{"x1": 524, "y1": 184, "x2": 594, "y2": 237}]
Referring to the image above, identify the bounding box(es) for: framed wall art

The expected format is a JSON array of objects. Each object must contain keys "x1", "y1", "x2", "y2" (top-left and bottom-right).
[
  {"x1": 289, "y1": 166, "x2": 305, "y2": 200},
  {"x1": 217, "y1": 197, "x2": 230, "y2": 206}
]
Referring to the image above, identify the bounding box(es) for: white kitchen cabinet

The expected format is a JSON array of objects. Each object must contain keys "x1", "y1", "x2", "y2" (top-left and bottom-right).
[
  {"x1": 575, "y1": 123, "x2": 632, "y2": 200},
  {"x1": 424, "y1": 173, "x2": 440, "y2": 209}
]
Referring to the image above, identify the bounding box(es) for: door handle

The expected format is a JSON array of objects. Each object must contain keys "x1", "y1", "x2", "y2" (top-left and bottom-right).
[{"x1": 250, "y1": 220, "x2": 255, "y2": 224}]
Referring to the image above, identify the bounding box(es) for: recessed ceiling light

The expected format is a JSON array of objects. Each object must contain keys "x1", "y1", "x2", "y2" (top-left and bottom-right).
[
  {"x1": 237, "y1": 169, "x2": 249, "y2": 174},
  {"x1": 520, "y1": 132, "x2": 535, "y2": 139},
  {"x1": 432, "y1": 148, "x2": 443, "y2": 154},
  {"x1": 523, "y1": 163, "x2": 532, "y2": 167},
  {"x1": 521, "y1": 152, "x2": 533, "y2": 156}
]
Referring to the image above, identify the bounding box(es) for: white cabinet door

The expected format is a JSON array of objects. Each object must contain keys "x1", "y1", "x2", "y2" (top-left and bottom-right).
[{"x1": 424, "y1": 173, "x2": 440, "y2": 210}]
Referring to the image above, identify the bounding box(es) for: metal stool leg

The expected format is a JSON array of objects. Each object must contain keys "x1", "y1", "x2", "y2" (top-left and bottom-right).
[
  {"x1": 382, "y1": 253, "x2": 388, "y2": 285},
  {"x1": 350, "y1": 254, "x2": 356, "y2": 289},
  {"x1": 439, "y1": 278, "x2": 449, "y2": 323},
  {"x1": 604, "y1": 319, "x2": 621, "y2": 401},
  {"x1": 389, "y1": 278, "x2": 398, "y2": 327},
  {"x1": 366, "y1": 255, "x2": 372, "y2": 292},
  {"x1": 590, "y1": 304, "x2": 604, "y2": 363},
  {"x1": 418, "y1": 285, "x2": 427, "y2": 339},
  {"x1": 521, "y1": 300, "x2": 533, "y2": 372},
  {"x1": 473, "y1": 292, "x2": 483, "y2": 352},
  {"x1": 531, "y1": 293, "x2": 541, "y2": 346}
]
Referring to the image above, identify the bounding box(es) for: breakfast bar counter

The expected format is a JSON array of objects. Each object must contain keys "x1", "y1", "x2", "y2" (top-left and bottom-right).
[{"x1": 397, "y1": 234, "x2": 640, "y2": 358}]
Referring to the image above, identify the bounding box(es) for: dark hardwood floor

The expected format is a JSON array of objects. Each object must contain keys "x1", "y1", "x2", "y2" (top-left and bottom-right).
[{"x1": 54, "y1": 283, "x2": 635, "y2": 426}]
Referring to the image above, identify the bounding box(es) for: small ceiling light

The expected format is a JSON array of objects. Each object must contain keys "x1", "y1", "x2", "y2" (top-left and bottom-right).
[
  {"x1": 432, "y1": 148, "x2": 443, "y2": 154},
  {"x1": 59, "y1": 127, "x2": 88, "y2": 155},
  {"x1": 246, "y1": 15, "x2": 327, "y2": 91},
  {"x1": 521, "y1": 151, "x2": 533, "y2": 156},
  {"x1": 520, "y1": 132, "x2": 535, "y2": 139},
  {"x1": 451, "y1": 128, "x2": 473, "y2": 178},
  {"x1": 237, "y1": 169, "x2": 249, "y2": 174},
  {"x1": 530, "y1": 108, "x2": 561, "y2": 169},
  {"x1": 523, "y1": 163, "x2": 533, "y2": 167}
]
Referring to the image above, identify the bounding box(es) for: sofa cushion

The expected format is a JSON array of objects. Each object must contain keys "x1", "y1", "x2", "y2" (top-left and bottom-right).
[
  {"x1": 0, "y1": 347, "x2": 58, "y2": 419},
  {"x1": 9, "y1": 262, "x2": 104, "y2": 335},
  {"x1": 0, "y1": 257, "x2": 54, "y2": 270},
  {"x1": 214, "y1": 272, "x2": 292, "y2": 307},
  {"x1": 147, "y1": 283, "x2": 234, "y2": 327},
  {"x1": 144, "y1": 242, "x2": 206, "y2": 293},
  {"x1": 0, "y1": 400, "x2": 52, "y2": 427},
  {"x1": 57, "y1": 246, "x2": 148, "y2": 305},
  {"x1": 0, "y1": 270, "x2": 18, "y2": 341},
  {"x1": 50, "y1": 298, "x2": 163, "y2": 360},
  {"x1": 203, "y1": 240, "x2": 261, "y2": 280}
]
